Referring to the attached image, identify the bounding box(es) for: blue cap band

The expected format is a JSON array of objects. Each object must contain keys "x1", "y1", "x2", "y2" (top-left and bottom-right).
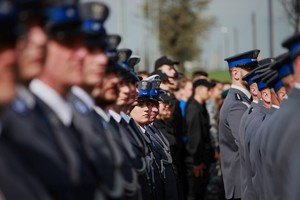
[
  {"x1": 82, "y1": 19, "x2": 105, "y2": 33},
  {"x1": 290, "y1": 42, "x2": 300, "y2": 59},
  {"x1": 228, "y1": 58, "x2": 255, "y2": 68},
  {"x1": 47, "y1": 6, "x2": 79, "y2": 24},
  {"x1": 257, "y1": 80, "x2": 267, "y2": 91},
  {"x1": 138, "y1": 89, "x2": 149, "y2": 97},
  {"x1": 278, "y1": 64, "x2": 293, "y2": 79},
  {"x1": 273, "y1": 80, "x2": 282, "y2": 92},
  {"x1": 150, "y1": 89, "x2": 159, "y2": 97}
]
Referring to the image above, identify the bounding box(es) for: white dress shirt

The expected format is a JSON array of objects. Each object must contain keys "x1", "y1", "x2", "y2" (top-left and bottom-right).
[{"x1": 29, "y1": 79, "x2": 72, "y2": 126}]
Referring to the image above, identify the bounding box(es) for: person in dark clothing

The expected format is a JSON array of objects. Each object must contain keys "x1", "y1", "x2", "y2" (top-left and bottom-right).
[{"x1": 185, "y1": 79, "x2": 214, "y2": 200}]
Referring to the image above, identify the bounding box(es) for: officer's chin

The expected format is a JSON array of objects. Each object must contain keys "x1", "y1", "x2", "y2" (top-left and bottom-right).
[{"x1": 242, "y1": 81, "x2": 250, "y2": 90}]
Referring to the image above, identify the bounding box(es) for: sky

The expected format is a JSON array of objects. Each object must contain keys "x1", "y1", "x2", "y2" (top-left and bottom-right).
[{"x1": 95, "y1": 0, "x2": 294, "y2": 72}]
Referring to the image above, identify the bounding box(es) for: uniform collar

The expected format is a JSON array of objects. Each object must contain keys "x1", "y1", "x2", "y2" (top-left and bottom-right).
[
  {"x1": 17, "y1": 84, "x2": 36, "y2": 109},
  {"x1": 271, "y1": 105, "x2": 280, "y2": 109},
  {"x1": 71, "y1": 86, "x2": 95, "y2": 109},
  {"x1": 120, "y1": 111, "x2": 131, "y2": 123},
  {"x1": 294, "y1": 82, "x2": 300, "y2": 90},
  {"x1": 138, "y1": 124, "x2": 146, "y2": 133},
  {"x1": 231, "y1": 84, "x2": 251, "y2": 99},
  {"x1": 29, "y1": 79, "x2": 72, "y2": 126},
  {"x1": 108, "y1": 110, "x2": 122, "y2": 123},
  {"x1": 94, "y1": 106, "x2": 110, "y2": 122},
  {"x1": 252, "y1": 99, "x2": 259, "y2": 104}
]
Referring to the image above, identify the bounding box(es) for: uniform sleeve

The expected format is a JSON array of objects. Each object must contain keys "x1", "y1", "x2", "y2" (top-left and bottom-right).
[{"x1": 227, "y1": 102, "x2": 248, "y2": 147}]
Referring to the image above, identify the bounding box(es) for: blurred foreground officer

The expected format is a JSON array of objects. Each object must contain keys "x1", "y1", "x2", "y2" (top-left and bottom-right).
[
  {"x1": 257, "y1": 55, "x2": 292, "y2": 200},
  {"x1": 0, "y1": 1, "x2": 51, "y2": 199},
  {"x1": 264, "y1": 33, "x2": 300, "y2": 200},
  {"x1": 27, "y1": 1, "x2": 99, "y2": 199},
  {"x1": 248, "y1": 66, "x2": 280, "y2": 200},
  {"x1": 68, "y1": 2, "x2": 126, "y2": 199},
  {"x1": 219, "y1": 49, "x2": 260, "y2": 200},
  {"x1": 185, "y1": 79, "x2": 214, "y2": 200},
  {"x1": 93, "y1": 45, "x2": 144, "y2": 200}
]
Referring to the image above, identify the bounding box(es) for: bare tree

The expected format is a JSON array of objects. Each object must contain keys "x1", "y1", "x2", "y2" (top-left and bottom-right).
[
  {"x1": 144, "y1": 0, "x2": 215, "y2": 72},
  {"x1": 279, "y1": 0, "x2": 300, "y2": 32}
]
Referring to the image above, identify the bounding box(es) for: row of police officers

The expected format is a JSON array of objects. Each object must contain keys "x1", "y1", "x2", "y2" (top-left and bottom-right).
[
  {"x1": 219, "y1": 28, "x2": 300, "y2": 199},
  {"x1": 0, "y1": 0, "x2": 185, "y2": 200}
]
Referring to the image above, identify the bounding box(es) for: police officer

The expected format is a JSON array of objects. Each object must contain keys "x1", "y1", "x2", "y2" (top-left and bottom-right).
[
  {"x1": 238, "y1": 58, "x2": 273, "y2": 200},
  {"x1": 258, "y1": 53, "x2": 294, "y2": 200},
  {"x1": 67, "y1": 1, "x2": 126, "y2": 199},
  {"x1": 112, "y1": 64, "x2": 156, "y2": 200},
  {"x1": 107, "y1": 53, "x2": 144, "y2": 200},
  {"x1": 27, "y1": 1, "x2": 98, "y2": 199},
  {"x1": 248, "y1": 66, "x2": 282, "y2": 200},
  {"x1": 238, "y1": 60, "x2": 261, "y2": 200},
  {"x1": 130, "y1": 80, "x2": 159, "y2": 200},
  {"x1": 154, "y1": 56, "x2": 186, "y2": 196},
  {"x1": 146, "y1": 75, "x2": 180, "y2": 200},
  {"x1": 219, "y1": 49, "x2": 260, "y2": 200},
  {"x1": 245, "y1": 61, "x2": 274, "y2": 199},
  {"x1": 0, "y1": 1, "x2": 51, "y2": 199},
  {"x1": 262, "y1": 33, "x2": 300, "y2": 200}
]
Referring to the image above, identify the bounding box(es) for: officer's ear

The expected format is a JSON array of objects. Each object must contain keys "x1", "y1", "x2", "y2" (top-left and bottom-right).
[
  {"x1": 261, "y1": 89, "x2": 271, "y2": 104},
  {"x1": 230, "y1": 67, "x2": 240, "y2": 81},
  {"x1": 249, "y1": 83, "x2": 258, "y2": 96}
]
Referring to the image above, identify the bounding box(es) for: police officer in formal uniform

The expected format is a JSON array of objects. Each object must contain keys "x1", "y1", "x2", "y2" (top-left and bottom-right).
[
  {"x1": 153, "y1": 56, "x2": 186, "y2": 198},
  {"x1": 27, "y1": 1, "x2": 98, "y2": 199},
  {"x1": 219, "y1": 49, "x2": 260, "y2": 200},
  {"x1": 238, "y1": 58, "x2": 273, "y2": 200},
  {"x1": 67, "y1": 2, "x2": 127, "y2": 199},
  {"x1": 107, "y1": 53, "x2": 145, "y2": 200},
  {"x1": 261, "y1": 33, "x2": 300, "y2": 200},
  {"x1": 238, "y1": 59, "x2": 261, "y2": 200},
  {"x1": 258, "y1": 53, "x2": 294, "y2": 200},
  {"x1": 245, "y1": 60, "x2": 274, "y2": 199},
  {"x1": 0, "y1": 1, "x2": 51, "y2": 199},
  {"x1": 130, "y1": 80, "x2": 161, "y2": 200},
  {"x1": 108, "y1": 52, "x2": 156, "y2": 200},
  {"x1": 247, "y1": 65, "x2": 281, "y2": 200},
  {"x1": 145, "y1": 75, "x2": 180, "y2": 200}
]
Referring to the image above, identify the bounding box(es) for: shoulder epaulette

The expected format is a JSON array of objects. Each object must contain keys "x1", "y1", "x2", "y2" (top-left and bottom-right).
[
  {"x1": 11, "y1": 98, "x2": 29, "y2": 116},
  {"x1": 234, "y1": 93, "x2": 243, "y2": 101},
  {"x1": 248, "y1": 107, "x2": 254, "y2": 114},
  {"x1": 74, "y1": 100, "x2": 88, "y2": 114}
]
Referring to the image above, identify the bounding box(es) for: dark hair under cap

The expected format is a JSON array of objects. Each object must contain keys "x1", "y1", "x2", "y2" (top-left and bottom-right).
[{"x1": 192, "y1": 79, "x2": 214, "y2": 89}]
